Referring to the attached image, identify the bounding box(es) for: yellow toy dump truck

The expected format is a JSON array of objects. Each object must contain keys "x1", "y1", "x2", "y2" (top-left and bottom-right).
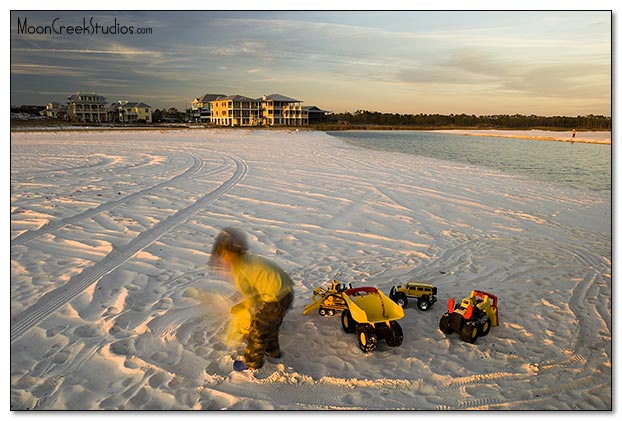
[
  {"x1": 340, "y1": 286, "x2": 405, "y2": 353},
  {"x1": 439, "y1": 290, "x2": 499, "y2": 344}
]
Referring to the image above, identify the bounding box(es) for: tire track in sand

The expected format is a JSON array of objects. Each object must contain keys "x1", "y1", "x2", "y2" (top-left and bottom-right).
[
  {"x1": 10, "y1": 154, "x2": 248, "y2": 344},
  {"x1": 11, "y1": 153, "x2": 227, "y2": 246},
  {"x1": 10, "y1": 154, "x2": 119, "y2": 179},
  {"x1": 428, "y1": 239, "x2": 610, "y2": 410}
]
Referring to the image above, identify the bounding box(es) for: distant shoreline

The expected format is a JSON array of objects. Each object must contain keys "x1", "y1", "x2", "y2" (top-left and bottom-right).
[
  {"x1": 9, "y1": 123, "x2": 611, "y2": 145},
  {"x1": 426, "y1": 129, "x2": 611, "y2": 145},
  {"x1": 316, "y1": 125, "x2": 611, "y2": 145}
]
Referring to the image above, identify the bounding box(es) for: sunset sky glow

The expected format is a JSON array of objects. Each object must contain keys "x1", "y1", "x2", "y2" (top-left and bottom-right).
[{"x1": 10, "y1": 9, "x2": 612, "y2": 116}]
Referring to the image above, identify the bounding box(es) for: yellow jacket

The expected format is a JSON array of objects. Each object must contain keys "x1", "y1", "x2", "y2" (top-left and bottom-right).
[{"x1": 230, "y1": 252, "x2": 293, "y2": 304}]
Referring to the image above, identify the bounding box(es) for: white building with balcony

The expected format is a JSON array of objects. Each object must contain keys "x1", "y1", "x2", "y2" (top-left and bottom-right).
[
  {"x1": 108, "y1": 101, "x2": 153, "y2": 123},
  {"x1": 261, "y1": 94, "x2": 308, "y2": 126},
  {"x1": 67, "y1": 92, "x2": 107, "y2": 122}
]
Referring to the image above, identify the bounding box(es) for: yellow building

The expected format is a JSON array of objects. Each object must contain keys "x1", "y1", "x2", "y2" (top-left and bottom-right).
[
  {"x1": 210, "y1": 95, "x2": 261, "y2": 126},
  {"x1": 67, "y1": 92, "x2": 107, "y2": 122},
  {"x1": 209, "y1": 93, "x2": 310, "y2": 127},
  {"x1": 191, "y1": 93, "x2": 227, "y2": 122}
]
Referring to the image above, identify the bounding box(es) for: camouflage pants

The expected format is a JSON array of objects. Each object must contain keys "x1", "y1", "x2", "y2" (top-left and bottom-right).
[{"x1": 244, "y1": 292, "x2": 294, "y2": 369}]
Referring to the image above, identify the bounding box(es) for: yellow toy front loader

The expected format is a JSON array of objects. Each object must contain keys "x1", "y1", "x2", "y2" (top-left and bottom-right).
[
  {"x1": 439, "y1": 289, "x2": 499, "y2": 344},
  {"x1": 303, "y1": 279, "x2": 350, "y2": 316}
]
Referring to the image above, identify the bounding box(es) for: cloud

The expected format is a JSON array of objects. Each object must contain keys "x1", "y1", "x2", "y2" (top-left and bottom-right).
[
  {"x1": 11, "y1": 47, "x2": 159, "y2": 56},
  {"x1": 505, "y1": 62, "x2": 610, "y2": 99},
  {"x1": 396, "y1": 51, "x2": 610, "y2": 111},
  {"x1": 395, "y1": 49, "x2": 510, "y2": 88},
  {"x1": 10, "y1": 63, "x2": 87, "y2": 77},
  {"x1": 195, "y1": 42, "x2": 266, "y2": 58},
  {"x1": 9, "y1": 11, "x2": 611, "y2": 115},
  {"x1": 444, "y1": 49, "x2": 516, "y2": 77}
]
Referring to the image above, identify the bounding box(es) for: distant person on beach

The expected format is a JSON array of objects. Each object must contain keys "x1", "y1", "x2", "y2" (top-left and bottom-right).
[
  {"x1": 209, "y1": 227, "x2": 294, "y2": 371},
  {"x1": 572, "y1": 129, "x2": 576, "y2": 138}
]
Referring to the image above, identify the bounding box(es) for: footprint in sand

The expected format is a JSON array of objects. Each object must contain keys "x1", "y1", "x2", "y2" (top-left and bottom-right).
[
  {"x1": 109, "y1": 338, "x2": 137, "y2": 356},
  {"x1": 148, "y1": 371, "x2": 172, "y2": 388},
  {"x1": 52, "y1": 349, "x2": 70, "y2": 364},
  {"x1": 150, "y1": 297, "x2": 173, "y2": 316},
  {"x1": 74, "y1": 324, "x2": 103, "y2": 338}
]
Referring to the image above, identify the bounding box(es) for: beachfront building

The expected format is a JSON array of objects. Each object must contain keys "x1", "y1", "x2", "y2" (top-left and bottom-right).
[
  {"x1": 210, "y1": 95, "x2": 261, "y2": 127},
  {"x1": 209, "y1": 93, "x2": 313, "y2": 127},
  {"x1": 39, "y1": 101, "x2": 63, "y2": 119},
  {"x1": 304, "y1": 105, "x2": 330, "y2": 124},
  {"x1": 108, "y1": 101, "x2": 153, "y2": 123},
  {"x1": 191, "y1": 93, "x2": 227, "y2": 123},
  {"x1": 261, "y1": 94, "x2": 307, "y2": 126},
  {"x1": 67, "y1": 92, "x2": 108, "y2": 122}
]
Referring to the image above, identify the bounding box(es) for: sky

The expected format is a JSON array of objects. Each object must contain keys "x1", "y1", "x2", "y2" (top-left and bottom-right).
[{"x1": 9, "y1": 8, "x2": 613, "y2": 116}]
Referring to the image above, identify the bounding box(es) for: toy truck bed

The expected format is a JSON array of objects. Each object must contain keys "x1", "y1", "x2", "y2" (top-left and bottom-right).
[{"x1": 344, "y1": 287, "x2": 404, "y2": 324}]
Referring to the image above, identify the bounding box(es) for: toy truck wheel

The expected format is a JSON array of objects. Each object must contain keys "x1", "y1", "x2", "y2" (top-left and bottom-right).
[
  {"x1": 393, "y1": 293, "x2": 408, "y2": 308},
  {"x1": 417, "y1": 296, "x2": 431, "y2": 311},
  {"x1": 385, "y1": 321, "x2": 403, "y2": 347},
  {"x1": 439, "y1": 313, "x2": 454, "y2": 334},
  {"x1": 461, "y1": 323, "x2": 479, "y2": 343},
  {"x1": 478, "y1": 317, "x2": 491, "y2": 337},
  {"x1": 341, "y1": 310, "x2": 355, "y2": 333},
  {"x1": 318, "y1": 308, "x2": 327, "y2": 316},
  {"x1": 356, "y1": 324, "x2": 378, "y2": 353}
]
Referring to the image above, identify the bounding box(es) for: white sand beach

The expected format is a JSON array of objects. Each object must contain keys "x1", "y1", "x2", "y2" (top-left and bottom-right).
[{"x1": 9, "y1": 128, "x2": 611, "y2": 410}]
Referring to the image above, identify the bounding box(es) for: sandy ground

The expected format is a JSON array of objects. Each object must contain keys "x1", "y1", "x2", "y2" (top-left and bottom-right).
[{"x1": 9, "y1": 128, "x2": 611, "y2": 411}]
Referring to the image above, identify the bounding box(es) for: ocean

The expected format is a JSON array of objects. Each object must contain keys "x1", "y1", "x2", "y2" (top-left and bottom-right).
[{"x1": 327, "y1": 130, "x2": 611, "y2": 192}]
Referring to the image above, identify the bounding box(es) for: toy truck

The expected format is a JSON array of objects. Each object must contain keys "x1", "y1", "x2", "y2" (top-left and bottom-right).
[
  {"x1": 389, "y1": 282, "x2": 437, "y2": 311},
  {"x1": 303, "y1": 280, "x2": 350, "y2": 316},
  {"x1": 340, "y1": 286, "x2": 405, "y2": 353},
  {"x1": 439, "y1": 290, "x2": 499, "y2": 344}
]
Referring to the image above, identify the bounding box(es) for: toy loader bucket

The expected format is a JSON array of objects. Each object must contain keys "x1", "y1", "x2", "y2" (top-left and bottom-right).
[
  {"x1": 490, "y1": 307, "x2": 499, "y2": 327},
  {"x1": 303, "y1": 298, "x2": 322, "y2": 315},
  {"x1": 472, "y1": 289, "x2": 499, "y2": 326}
]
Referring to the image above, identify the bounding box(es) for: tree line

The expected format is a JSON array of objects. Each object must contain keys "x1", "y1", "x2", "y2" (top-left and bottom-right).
[
  {"x1": 12, "y1": 105, "x2": 612, "y2": 130},
  {"x1": 10, "y1": 105, "x2": 189, "y2": 123},
  {"x1": 328, "y1": 110, "x2": 611, "y2": 130}
]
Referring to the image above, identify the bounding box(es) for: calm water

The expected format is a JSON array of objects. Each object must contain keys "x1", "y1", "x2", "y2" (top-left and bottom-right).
[{"x1": 328, "y1": 131, "x2": 611, "y2": 192}]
